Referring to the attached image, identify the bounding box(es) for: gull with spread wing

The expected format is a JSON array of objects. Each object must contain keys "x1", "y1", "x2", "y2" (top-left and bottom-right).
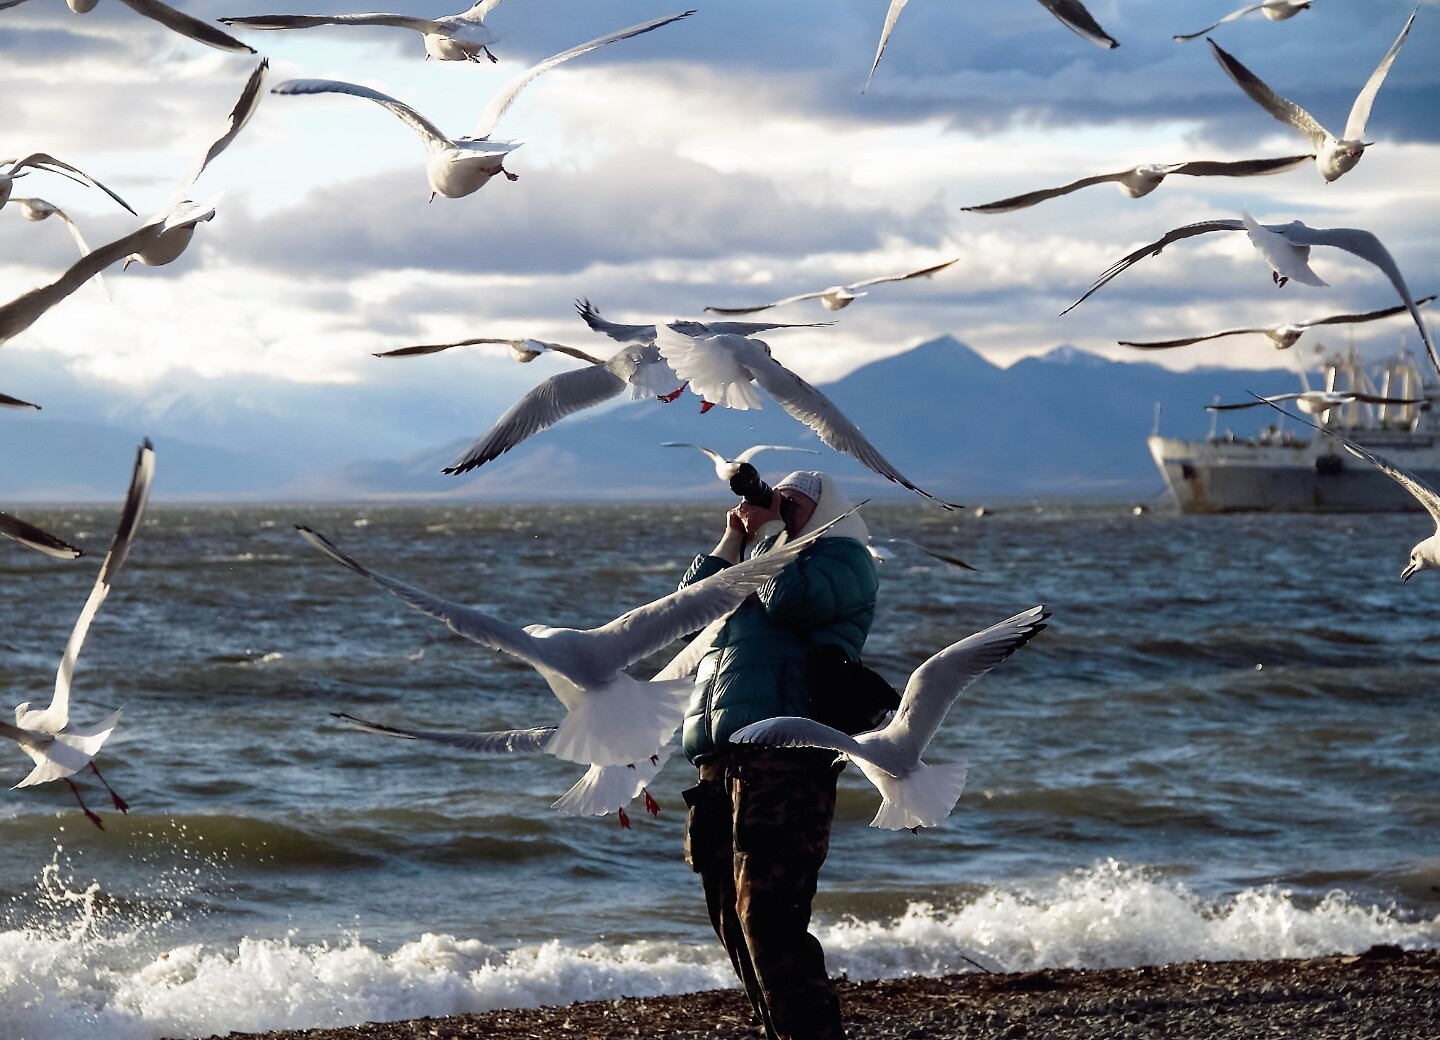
[
  {"x1": 0, "y1": 0, "x2": 253, "y2": 52},
  {"x1": 0, "y1": 154, "x2": 134, "y2": 215},
  {"x1": 1174, "y1": 0, "x2": 1312, "y2": 41},
  {"x1": 222, "y1": 0, "x2": 502, "y2": 61},
  {"x1": 2, "y1": 440, "x2": 153, "y2": 828},
  {"x1": 655, "y1": 325, "x2": 960, "y2": 509},
  {"x1": 732, "y1": 606, "x2": 1049, "y2": 830},
  {"x1": 6, "y1": 197, "x2": 112, "y2": 298},
  {"x1": 270, "y1": 11, "x2": 693, "y2": 201},
  {"x1": 1208, "y1": 389, "x2": 1425, "y2": 415},
  {"x1": 574, "y1": 298, "x2": 833, "y2": 345},
  {"x1": 374, "y1": 336, "x2": 603, "y2": 363},
  {"x1": 1062, "y1": 214, "x2": 1438, "y2": 377},
  {"x1": 1208, "y1": 9, "x2": 1417, "y2": 181},
  {"x1": 0, "y1": 512, "x2": 85, "y2": 559},
  {"x1": 662, "y1": 441, "x2": 821, "y2": 482},
  {"x1": 961, "y1": 154, "x2": 1312, "y2": 214},
  {"x1": 703, "y1": 257, "x2": 960, "y2": 315},
  {"x1": 1119, "y1": 297, "x2": 1435, "y2": 351},
  {"x1": 296, "y1": 506, "x2": 862, "y2": 767}
]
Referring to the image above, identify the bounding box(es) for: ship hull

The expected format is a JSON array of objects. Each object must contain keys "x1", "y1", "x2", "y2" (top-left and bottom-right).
[{"x1": 1149, "y1": 434, "x2": 1440, "y2": 513}]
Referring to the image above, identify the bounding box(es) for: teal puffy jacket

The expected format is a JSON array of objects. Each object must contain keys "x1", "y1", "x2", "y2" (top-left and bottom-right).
[{"x1": 679, "y1": 535, "x2": 879, "y2": 765}]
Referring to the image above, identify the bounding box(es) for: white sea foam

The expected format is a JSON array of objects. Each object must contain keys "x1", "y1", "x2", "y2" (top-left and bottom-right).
[{"x1": 2, "y1": 860, "x2": 1436, "y2": 1040}]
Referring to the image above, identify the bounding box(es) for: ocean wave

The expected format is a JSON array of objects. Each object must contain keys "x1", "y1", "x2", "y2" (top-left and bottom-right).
[{"x1": 4, "y1": 860, "x2": 1437, "y2": 1040}]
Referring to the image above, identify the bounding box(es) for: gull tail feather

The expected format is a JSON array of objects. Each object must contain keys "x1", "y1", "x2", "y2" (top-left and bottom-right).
[
  {"x1": 864, "y1": 757, "x2": 968, "y2": 831},
  {"x1": 551, "y1": 744, "x2": 674, "y2": 817},
  {"x1": 14, "y1": 710, "x2": 122, "y2": 788},
  {"x1": 545, "y1": 677, "x2": 691, "y2": 767}
]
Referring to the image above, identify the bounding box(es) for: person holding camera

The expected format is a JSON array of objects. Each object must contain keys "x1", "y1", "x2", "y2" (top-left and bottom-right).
[{"x1": 678, "y1": 469, "x2": 879, "y2": 1040}]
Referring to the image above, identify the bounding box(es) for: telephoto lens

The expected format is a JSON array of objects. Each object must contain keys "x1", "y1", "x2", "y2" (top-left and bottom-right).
[{"x1": 728, "y1": 462, "x2": 774, "y2": 507}]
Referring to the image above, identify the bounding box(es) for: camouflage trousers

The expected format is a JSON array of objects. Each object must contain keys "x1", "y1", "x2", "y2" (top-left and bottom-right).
[{"x1": 683, "y1": 746, "x2": 847, "y2": 1040}]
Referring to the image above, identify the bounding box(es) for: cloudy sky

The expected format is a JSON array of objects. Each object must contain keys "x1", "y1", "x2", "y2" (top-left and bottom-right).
[{"x1": 2, "y1": 0, "x2": 1437, "y2": 484}]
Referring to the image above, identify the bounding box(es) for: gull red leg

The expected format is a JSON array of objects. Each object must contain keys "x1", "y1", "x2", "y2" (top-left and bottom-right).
[
  {"x1": 90, "y1": 762, "x2": 129, "y2": 813},
  {"x1": 65, "y1": 779, "x2": 105, "y2": 830}
]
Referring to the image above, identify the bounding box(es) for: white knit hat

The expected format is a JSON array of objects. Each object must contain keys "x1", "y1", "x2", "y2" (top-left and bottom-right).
[{"x1": 774, "y1": 470, "x2": 823, "y2": 503}]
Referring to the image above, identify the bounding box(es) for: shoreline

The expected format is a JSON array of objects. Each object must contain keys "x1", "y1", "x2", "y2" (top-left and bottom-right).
[{"x1": 202, "y1": 946, "x2": 1439, "y2": 1040}]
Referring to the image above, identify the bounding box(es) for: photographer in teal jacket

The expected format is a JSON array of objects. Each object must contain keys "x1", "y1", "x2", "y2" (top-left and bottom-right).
[{"x1": 679, "y1": 471, "x2": 878, "y2": 1040}]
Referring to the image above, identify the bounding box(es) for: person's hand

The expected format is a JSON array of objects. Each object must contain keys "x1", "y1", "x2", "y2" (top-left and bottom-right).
[
  {"x1": 735, "y1": 497, "x2": 783, "y2": 537},
  {"x1": 726, "y1": 507, "x2": 748, "y2": 536}
]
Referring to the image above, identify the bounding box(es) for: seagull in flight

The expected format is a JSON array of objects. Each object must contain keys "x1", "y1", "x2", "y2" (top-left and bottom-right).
[
  {"x1": 374, "y1": 336, "x2": 604, "y2": 364},
  {"x1": 961, "y1": 154, "x2": 1312, "y2": 214},
  {"x1": 662, "y1": 441, "x2": 821, "y2": 482},
  {"x1": 1174, "y1": 0, "x2": 1313, "y2": 41},
  {"x1": 1208, "y1": 389, "x2": 1425, "y2": 415},
  {"x1": 732, "y1": 606, "x2": 1049, "y2": 830},
  {"x1": 296, "y1": 505, "x2": 862, "y2": 767},
  {"x1": 1119, "y1": 297, "x2": 1436, "y2": 351},
  {"x1": 270, "y1": 11, "x2": 694, "y2": 201},
  {"x1": 1062, "y1": 214, "x2": 1438, "y2": 377},
  {"x1": 7, "y1": 197, "x2": 111, "y2": 297},
  {"x1": 655, "y1": 325, "x2": 961, "y2": 509},
  {"x1": 574, "y1": 298, "x2": 833, "y2": 345},
  {"x1": 0, "y1": 154, "x2": 134, "y2": 215},
  {"x1": 703, "y1": 257, "x2": 960, "y2": 315},
  {"x1": 2, "y1": 440, "x2": 153, "y2": 828},
  {"x1": 0, "y1": 0, "x2": 253, "y2": 51},
  {"x1": 0, "y1": 512, "x2": 85, "y2": 560},
  {"x1": 222, "y1": 0, "x2": 503, "y2": 62},
  {"x1": 1207, "y1": 9, "x2": 1418, "y2": 181},
  {"x1": 866, "y1": 538, "x2": 977, "y2": 572}
]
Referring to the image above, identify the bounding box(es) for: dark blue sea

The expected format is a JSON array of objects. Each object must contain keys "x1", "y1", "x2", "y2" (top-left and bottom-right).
[{"x1": 2, "y1": 501, "x2": 1438, "y2": 1039}]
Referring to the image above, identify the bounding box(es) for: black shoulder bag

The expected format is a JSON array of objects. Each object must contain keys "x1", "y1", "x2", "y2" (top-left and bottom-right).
[{"x1": 806, "y1": 643, "x2": 900, "y2": 735}]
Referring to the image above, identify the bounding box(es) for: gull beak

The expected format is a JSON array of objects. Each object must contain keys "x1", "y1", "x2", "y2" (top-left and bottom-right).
[{"x1": 1401, "y1": 563, "x2": 1417, "y2": 582}]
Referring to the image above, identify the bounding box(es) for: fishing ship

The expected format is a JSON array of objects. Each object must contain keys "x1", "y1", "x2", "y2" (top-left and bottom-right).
[{"x1": 1148, "y1": 347, "x2": 1440, "y2": 513}]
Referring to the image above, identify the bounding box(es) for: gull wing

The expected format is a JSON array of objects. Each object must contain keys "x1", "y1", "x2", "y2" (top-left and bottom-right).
[
  {"x1": 453, "y1": 0, "x2": 505, "y2": 23},
  {"x1": 471, "y1": 10, "x2": 695, "y2": 138},
  {"x1": 575, "y1": 298, "x2": 655, "y2": 343},
  {"x1": 0, "y1": 392, "x2": 41, "y2": 410},
  {"x1": 1119, "y1": 326, "x2": 1270, "y2": 349},
  {"x1": 865, "y1": 0, "x2": 912, "y2": 91},
  {"x1": 734, "y1": 444, "x2": 820, "y2": 464},
  {"x1": 663, "y1": 442, "x2": 728, "y2": 470},
  {"x1": 375, "y1": 337, "x2": 517, "y2": 358},
  {"x1": 1208, "y1": 38, "x2": 1330, "y2": 149},
  {"x1": 220, "y1": 12, "x2": 445, "y2": 33},
  {"x1": 1173, "y1": 3, "x2": 1267, "y2": 41},
  {"x1": 0, "y1": 512, "x2": 85, "y2": 559},
  {"x1": 296, "y1": 526, "x2": 555, "y2": 669},
  {"x1": 701, "y1": 290, "x2": 830, "y2": 316},
  {"x1": 118, "y1": 0, "x2": 256, "y2": 53},
  {"x1": 736, "y1": 337, "x2": 959, "y2": 508},
  {"x1": 963, "y1": 173, "x2": 1126, "y2": 214},
  {"x1": 1278, "y1": 224, "x2": 1439, "y2": 376},
  {"x1": 13, "y1": 710, "x2": 122, "y2": 787},
  {"x1": 270, "y1": 77, "x2": 452, "y2": 153},
  {"x1": 332, "y1": 712, "x2": 556, "y2": 753},
  {"x1": 871, "y1": 537, "x2": 977, "y2": 571},
  {"x1": 172, "y1": 59, "x2": 269, "y2": 207},
  {"x1": 1062, "y1": 219, "x2": 1243, "y2": 315},
  {"x1": 1208, "y1": 393, "x2": 1301, "y2": 410},
  {"x1": 7, "y1": 153, "x2": 136, "y2": 215},
  {"x1": 1035, "y1": 0, "x2": 1119, "y2": 48},
  {"x1": 579, "y1": 504, "x2": 864, "y2": 672},
  {"x1": 22, "y1": 441, "x2": 153, "y2": 734},
  {"x1": 731, "y1": 715, "x2": 870, "y2": 761},
  {"x1": 18, "y1": 200, "x2": 109, "y2": 296},
  {"x1": 0, "y1": 219, "x2": 167, "y2": 345},
  {"x1": 1304, "y1": 296, "x2": 1437, "y2": 328},
  {"x1": 0, "y1": 718, "x2": 50, "y2": 753},
  {"x1": 1168, "y1": 154, "x2": 1314, "y2": 178},
  {"x1": 876, "y1": 606, "x2": 1050, "y2": 773},
  {"x1": 848, "y1": 257, "x2": 960, "y2": 290},
  {"x1": 1344, "y1": 9, "x2": 1417, "y2": 141},
  {"x1": 441, "y1": 355, "x2": 631, "y2": 473},
  {"x1": 654, "y1": 327, "x2": 767, "y2": 410},
  {"x1": 691, "y1": 319, "x2": 835, "y2": 336}
]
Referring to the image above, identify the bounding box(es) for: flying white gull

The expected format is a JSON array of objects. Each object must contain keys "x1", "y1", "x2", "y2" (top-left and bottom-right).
[
  {"x1": 960, "y1": 154, "x2": 1312, "y2": 214},
  {"x1": 1208, "y1": 389, "x2": 1425, "y2": 415},
  {"x1": 662, "y1": 441, "x2": 821, "y2": 482},
  {"x1": 732, "y1": 606, "x2": 1049, "y2": 830},
  {"x1": 1207, "y1": 9, "x2": 1417, "y2": 181},
  {"x1": 125, "y1": 58, "x2": 269, "y2": 269},
  {"x1": 296, "y1": 505, "x2": 862, "y2": 767},
  {"x1": 703, "y1": 257, "x2": 960, "y2": 315},
  {"x1": 1257, "y1": 398, "x2": 1440, "y2": 582},
  {"x1": 1119, "y1": 297, "x2": 1436, "y2": 351},
  {"x1": 655, "y1": 325, "x2": 961, "y2": 509},
  {"x1": 222, "y1": 0, "x2": 503, "y2": 61},
  {"x1": 8, "y1": 197, "x2": 111, "y2": 297},
  {"x1": 374, "y1": 336, "x2": 604, "y2": 364},
  {"x1": 0, "y1": 512, "x2": 85, "y2": 559},
  {"x1": 0, "y1": 0, "x2": 254, "y2": 52},
  {"x1": 0, "y1": 154, "x2": 134, "y2": 215},
  {"x1": 1174, "y1": 0, "x2": 1312, "y2": 41},
  {"x1": 1061, "y1": 214, "x2": 1438, "y2": 377},
  {"x1": 866, "y1": 538, "x2": 977, "y2": 572},
  {"x1": 2, "y1": 440, "x2": 153, "y2": 828},
  {"x1": 867, "y1": 0, "x2": 1117, "y2": 88},
  {"x1": 270, "y1": 11, "x2": 694, "y2": 201},
  {"x1": 574, "y1": 298, "x2": 833, "y2": 345},
  {"x1": 440, "y1": 342, "x2": 686, "y2": 474}
]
